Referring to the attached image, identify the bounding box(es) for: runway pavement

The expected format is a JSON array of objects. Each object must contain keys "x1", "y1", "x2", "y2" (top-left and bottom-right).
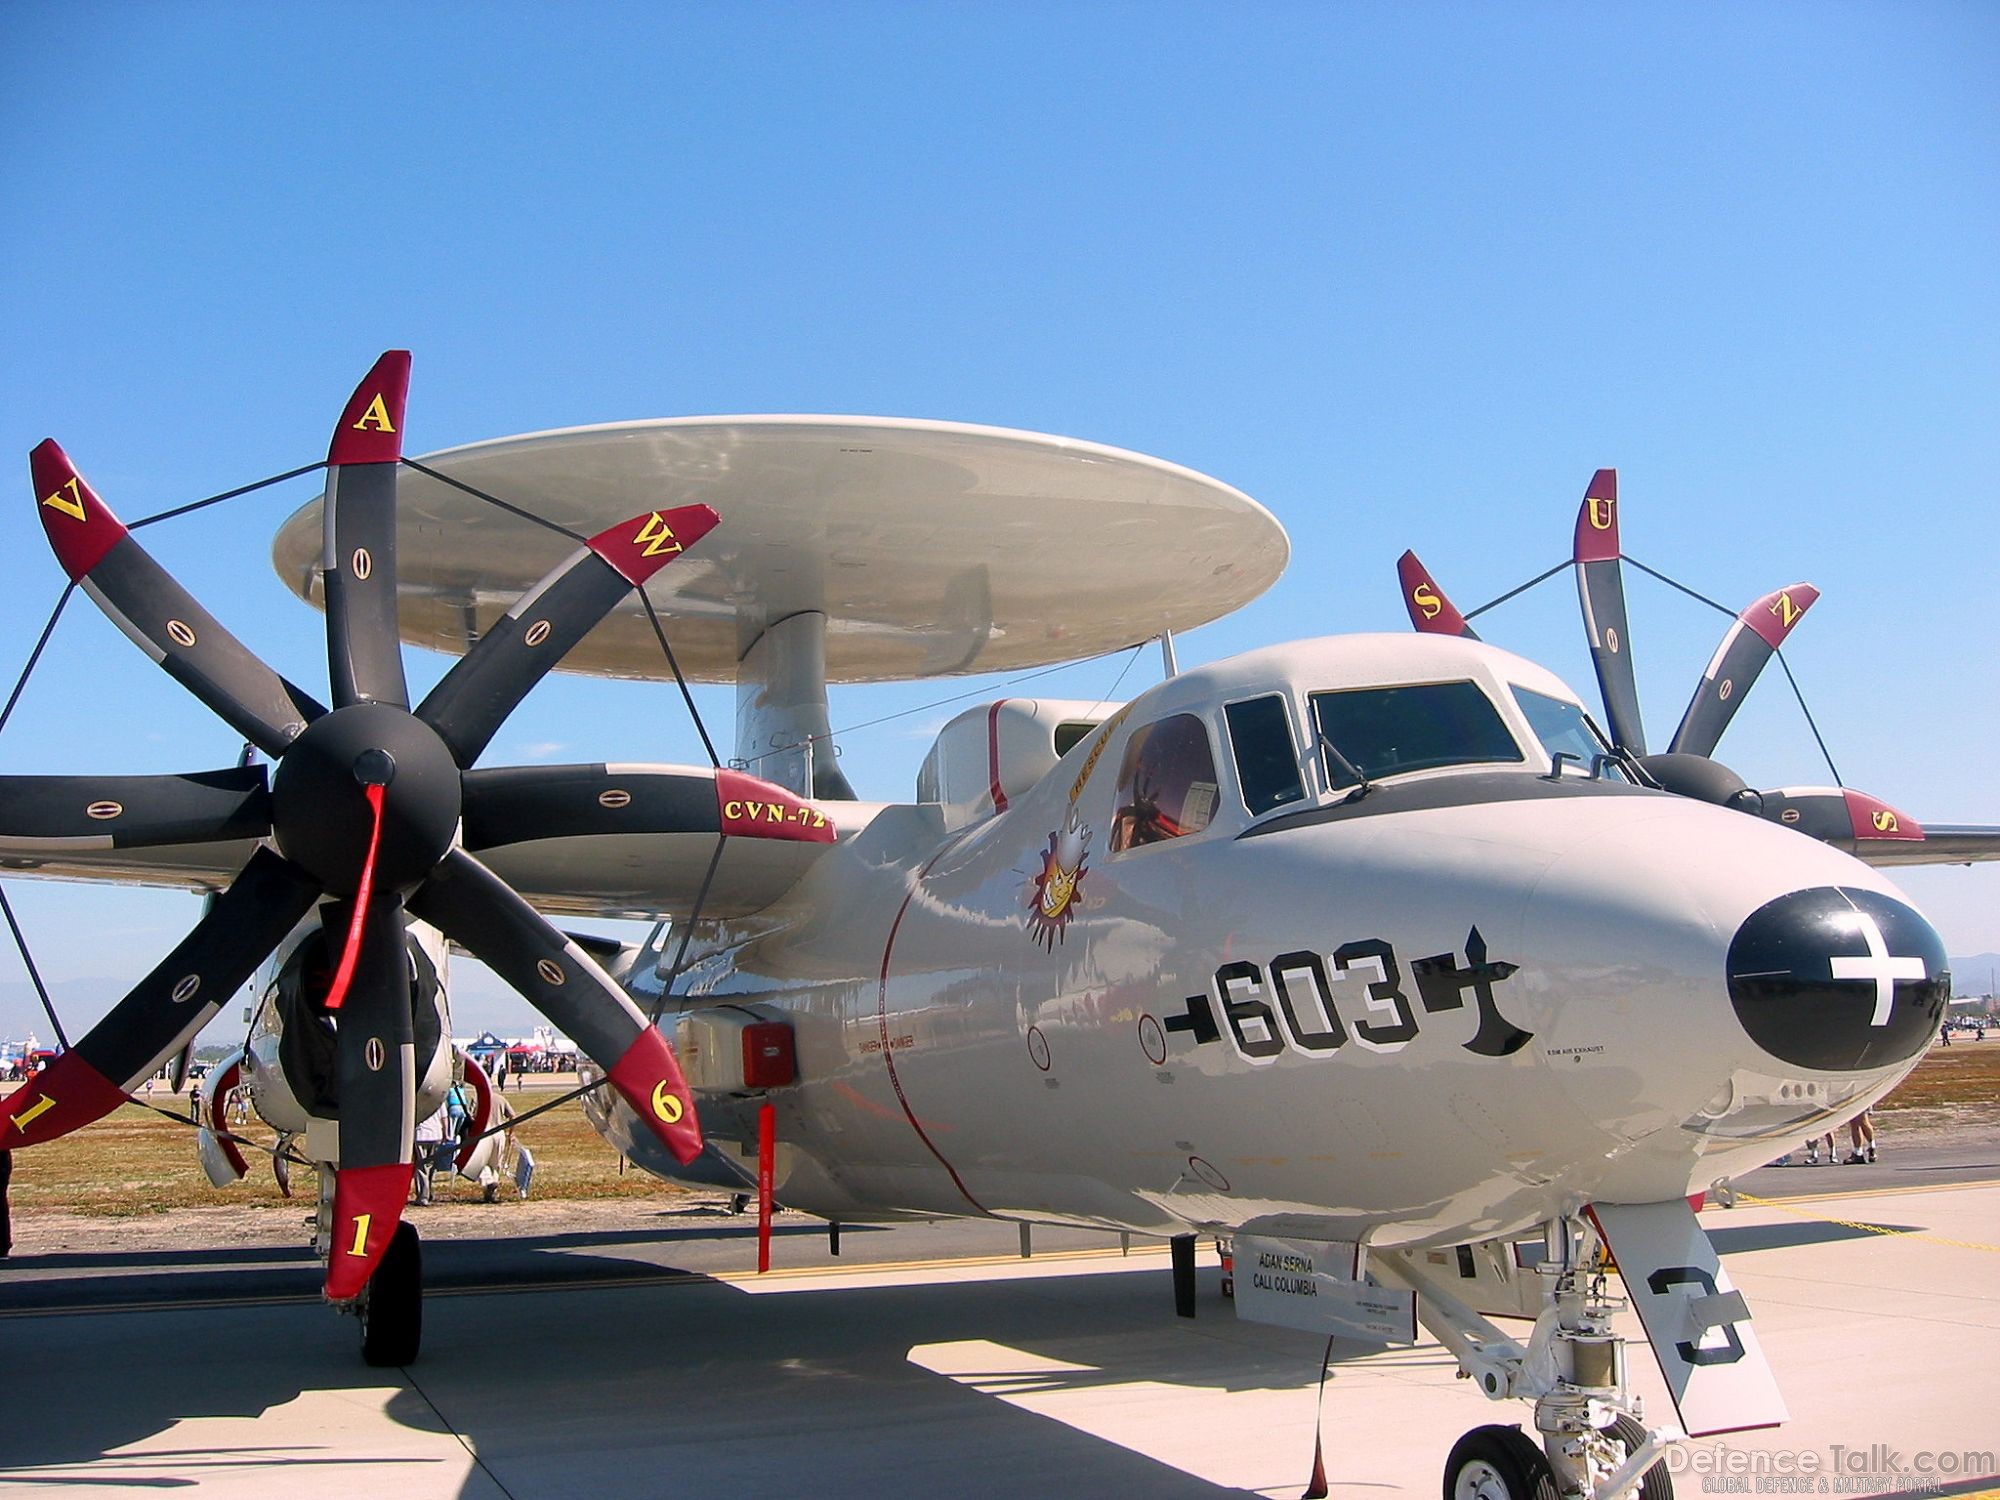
[{"x1": 0, "y1": 1159, "x2": 1994, "y2": 1497}]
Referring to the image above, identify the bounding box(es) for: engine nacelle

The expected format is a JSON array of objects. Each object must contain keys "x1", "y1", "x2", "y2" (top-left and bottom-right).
[{"x1": 238, "y1": 908, "x2": 454, "y2": 1164}]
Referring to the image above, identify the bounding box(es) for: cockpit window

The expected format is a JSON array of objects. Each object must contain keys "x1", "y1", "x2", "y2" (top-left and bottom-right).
[
  {"x1": 1110, "y1": 714, "x2": 1221, "y2": 853},
  {"x1": 1513, "y1": 686, "x2": 1624, "y2": 779},
  {"x1": 1224, "y1": 695, "x2": 1306, "y2": 815},
  {"x1": 1309, "y1": 681, "x2": 1523, "y2": 789}
]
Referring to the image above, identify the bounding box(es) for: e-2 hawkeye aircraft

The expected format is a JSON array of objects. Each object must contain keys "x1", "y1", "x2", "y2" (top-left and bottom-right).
[{"x1": 2, "y1": 353, "x2": 1994, "y2": 1500}]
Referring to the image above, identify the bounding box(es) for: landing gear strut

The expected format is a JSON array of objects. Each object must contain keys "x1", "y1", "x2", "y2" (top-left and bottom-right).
[{"x1": 358, "y1": 1221, "x2": 423, "y2": 1366}]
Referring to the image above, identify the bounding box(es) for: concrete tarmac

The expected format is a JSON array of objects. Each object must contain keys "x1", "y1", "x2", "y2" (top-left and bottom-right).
[{"x1": 0, "y1": 1176, "x2": 1995, "y2": 1498}]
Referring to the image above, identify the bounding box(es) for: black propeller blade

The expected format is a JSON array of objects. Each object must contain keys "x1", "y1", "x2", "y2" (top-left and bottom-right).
[
  {"x1": 0, "y1": 847, "x2": 320, "y2": 1146},
  {"x1": 1573, "y1": 468, "x2": 1646, "y2": 755},
  {"x1": 31, "y1": 441, "x2": 326, "y2": 756},
  {"x1": 1759, "y1": 787, "x2": 1925, "y2": 854},
  {"x1": 0, "y1": 764, "x2": 270, "y2": 849},
  {"x1": 323, "y1": 352, "x2": 414, "y2": 711},
  {"x1": 415, "y1": 503, "x2": 717, "y2": 767},
  {"x1": 1667, "y1": 583, "x2": 1818, "y2": 759},
  {"x1": 324, "y1": 895, "x2": 419, "y2": 1301},
  {"x1": 408, "y1": 848, "x2": 702, "y2": 1163}
]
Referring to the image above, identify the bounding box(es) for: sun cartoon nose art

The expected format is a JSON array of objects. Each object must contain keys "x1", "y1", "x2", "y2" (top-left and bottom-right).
[{"x1": 1726, "y1": 887, "x2": 1949, "y2": 1072}]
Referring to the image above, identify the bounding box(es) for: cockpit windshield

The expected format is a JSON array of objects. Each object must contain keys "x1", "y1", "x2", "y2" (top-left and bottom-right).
[
  {"x1": 1308, "y1": 681, "x2": 1523, "y2": 790},
  {"x1": 1513, "y1": 687, "x2": 1625, "y2": 780}
]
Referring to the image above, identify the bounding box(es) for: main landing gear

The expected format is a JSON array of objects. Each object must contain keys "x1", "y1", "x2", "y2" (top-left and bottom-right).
[{"x1": 1378, "y1": 1217, "x2": 1676, "y2": 1500}]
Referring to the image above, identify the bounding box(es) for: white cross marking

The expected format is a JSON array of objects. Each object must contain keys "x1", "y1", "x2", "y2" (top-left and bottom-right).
[{"x1": 1829, "y1": 911, "x2": 1926, "y2": 1026}]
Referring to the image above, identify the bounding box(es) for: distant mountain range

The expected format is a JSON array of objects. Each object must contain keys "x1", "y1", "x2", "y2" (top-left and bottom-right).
[{"x1": 1949, "y1": 955, "x2": 2000, "y2": 999}]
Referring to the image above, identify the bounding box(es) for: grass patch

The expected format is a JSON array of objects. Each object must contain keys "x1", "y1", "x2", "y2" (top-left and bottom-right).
[{"x1": 7, "y1": 1075, "x2": 690, "y2": 1216}]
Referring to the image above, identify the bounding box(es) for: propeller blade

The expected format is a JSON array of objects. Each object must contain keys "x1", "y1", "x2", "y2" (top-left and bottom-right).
[
  {"x1": 323, "y1": 352, "x2": 413, "y2": 711},
  {"x1": 460, "y1": 762, "x2": 836, "y2": 849},
  {"x1": 30, "y1": 441, "x2": 325, "y2": 757},
  {"x1": 324, "y1": 895, "x2": 418, "y2": 1300},
  {"x1": 407, "y1": 849, "x2": 703, "y2": 1163},
  {"x1": 1395, "y1": 551, "x2": 1479, "y2": 639},
  {"x1": 1573, "y1": 468, "x2": 1647, "y2": 755},
  {"x1": 1760, "y1": 786, "x2": 1925, "y2": 854},
  {"x1": 415, "y1": 505, "x2": 718, "y2": 767},
  {"x1": 0, "y1": 764, "x2": 270, "y2": 851},
  {"x1": 1668, "y1": 584, "x2": 1820, "y2": 758},
  {"x1": 0, "y1": 847, "x2": 320, "y2": 1147}
]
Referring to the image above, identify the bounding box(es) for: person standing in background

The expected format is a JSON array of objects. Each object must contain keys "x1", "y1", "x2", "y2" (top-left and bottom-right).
[{"x1": 1847, "y1": 1109, "x2": 1878, "y2": 1163}]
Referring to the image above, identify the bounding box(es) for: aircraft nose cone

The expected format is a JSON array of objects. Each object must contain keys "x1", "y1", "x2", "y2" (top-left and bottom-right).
[{"x1": 1727, "y1": 886, "x2": 1950, "y2": 1072}]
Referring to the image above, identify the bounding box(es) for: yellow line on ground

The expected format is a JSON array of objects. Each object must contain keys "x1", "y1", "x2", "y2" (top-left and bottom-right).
[
  {"x1": 1733, "y1": 1190, "x2": 2000, "y2": 1254},
  {"x1": 1754, "y1": 1174, "x2": 2000, "y2": 1207}
]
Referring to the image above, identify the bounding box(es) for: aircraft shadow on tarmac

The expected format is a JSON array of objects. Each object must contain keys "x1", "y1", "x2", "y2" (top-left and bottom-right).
[
  {"x1": 0, "y1": 1254, "x2": 1372, "y2": 1497},
  {"x1": 1708, "y1": 1219, "x2": 1922, "y2": 1254}
]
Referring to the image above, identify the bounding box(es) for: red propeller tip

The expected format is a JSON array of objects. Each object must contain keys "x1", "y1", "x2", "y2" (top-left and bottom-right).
[
  {"x1": 1844, "y1": 790, "x2": 1924, "y2": 844},
  {"x1": 1742, "y1": 583, "x2": 1820, "y2": 649},
  {"x1": 606, "y1": 1026, "x2": 703, "y2": 1164},
  {"x1": 587, "y1": 504, "x2": 720, "y2": 587},
  {"x1": 0, "y1": 1050, "x2": 129, "y2": 1147},
  {"x1": 715, "y1": 770, "x2": 837, "y2": 843},
  {"x1": 29, "y1": 440, "x2": 128, "y2": 581},
  {"x1": 325, "y1": 1160, "x2": 415, "y2": 1300},
  {"x1": 327, "y1": 351, "x2": 412, "y2": 467},
  {"x1": 1396, "y1": 551, "x2": 1472, "y2": 637},
  {"x1": 1574, "y1": 469, "x2": 1620, "y2": 563}
]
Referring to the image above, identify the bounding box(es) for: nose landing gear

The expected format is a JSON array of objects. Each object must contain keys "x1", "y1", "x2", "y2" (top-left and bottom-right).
[
  {"x1": 1379, "y1": 1217, "x2": 1678, "y2": 1500},
  {"x1": 319, "y1": 1172, "x2": 425, "y2": 1365},
  {"x1": 1446, "y1": 1424, "x2": 1558, "y2": 1500},
  {"x1": 357, "y1": 1221, "x2": 423, "y2": 1367}
]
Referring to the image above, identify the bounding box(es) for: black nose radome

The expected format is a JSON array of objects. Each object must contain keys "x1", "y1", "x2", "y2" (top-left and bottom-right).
[{"x1": 1728, "y1": 887, "x2": 1949, "y2": 1072}]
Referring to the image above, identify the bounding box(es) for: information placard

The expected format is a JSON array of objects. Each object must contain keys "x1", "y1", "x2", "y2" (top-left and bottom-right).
[{"x1": 1233, "y1": 1236, "x2": 1418, "y2": 1344}]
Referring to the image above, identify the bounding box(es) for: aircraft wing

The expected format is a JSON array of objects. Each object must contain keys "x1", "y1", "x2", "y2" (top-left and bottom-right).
[
  {"x1": 0, "y1": 762, "x2": 862, "y2": 920},
  {"x1": 1853, "y1": 823, "x2": 2000, "y2": 868}
]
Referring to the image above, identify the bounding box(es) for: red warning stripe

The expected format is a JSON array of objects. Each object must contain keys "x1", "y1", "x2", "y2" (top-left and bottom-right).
[{"x1": 987, "y1": 700, "x2": 1011, "y2": 812}]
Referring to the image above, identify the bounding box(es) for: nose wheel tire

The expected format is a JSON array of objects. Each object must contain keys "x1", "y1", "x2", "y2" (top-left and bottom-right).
[
  {"x1": 358, "y1": 1220, "x2": 422, "y2": 1367},
  {"x1": 1444, "y1": 1425, "x2": 1557, "y2": 1500},
  {"x1": 1602, "y1": 1412, "x2": 1674, "y2": 1500}
]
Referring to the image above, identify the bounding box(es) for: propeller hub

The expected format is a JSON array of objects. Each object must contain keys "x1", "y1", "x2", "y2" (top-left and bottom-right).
[{"x1": 271, "y1": 702, "x2": 460, "y2": 896}]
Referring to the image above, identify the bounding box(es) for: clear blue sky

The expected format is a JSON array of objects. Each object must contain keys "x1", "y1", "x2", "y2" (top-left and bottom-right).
[{"x1": 2, "y1": 3, "x2": 1996, "y2": 1036}]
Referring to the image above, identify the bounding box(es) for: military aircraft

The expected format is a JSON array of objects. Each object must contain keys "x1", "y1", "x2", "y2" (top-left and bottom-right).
[{"x1": 2, "y1": 353, "x2": 1993, "y2": 1500}]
